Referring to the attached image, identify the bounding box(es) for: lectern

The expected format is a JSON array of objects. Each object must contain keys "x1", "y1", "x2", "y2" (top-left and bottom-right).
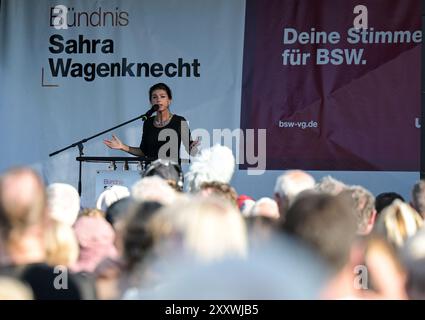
[{"x1": 76, "y1": 156, "x2": 154, "y2": 196}]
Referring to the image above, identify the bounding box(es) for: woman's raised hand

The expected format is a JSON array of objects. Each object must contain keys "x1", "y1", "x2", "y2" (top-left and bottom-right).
[{"x1": 103, "y1": 134, "x2": 125, "y2": 150}]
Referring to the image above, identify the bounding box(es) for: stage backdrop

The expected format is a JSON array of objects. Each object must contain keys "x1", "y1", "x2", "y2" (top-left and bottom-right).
[
  {"x1": 0, "y1": 0, "x2": 421, "y2": 206},
  {"x1": 241, "y1": 0, "x2": 421, "y2": 171}
]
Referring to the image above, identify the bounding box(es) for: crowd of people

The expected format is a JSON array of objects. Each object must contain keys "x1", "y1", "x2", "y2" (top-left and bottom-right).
[{"x1": 0, "y1": 144, "x2": 425, "y2": 300}]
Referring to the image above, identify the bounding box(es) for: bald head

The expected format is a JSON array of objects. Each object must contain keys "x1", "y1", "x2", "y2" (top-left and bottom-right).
[
  {"x1": 0, "y1": 168, "x2": 46, "y2": 239},
  {"x1": 274, "y1": 170, "x2": 315, "y2": 201}
]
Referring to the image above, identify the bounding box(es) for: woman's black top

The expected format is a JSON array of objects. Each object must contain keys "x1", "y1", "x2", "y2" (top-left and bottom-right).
[{"x1": 139, "y1": 114, "x2": 192, "y2": 164}]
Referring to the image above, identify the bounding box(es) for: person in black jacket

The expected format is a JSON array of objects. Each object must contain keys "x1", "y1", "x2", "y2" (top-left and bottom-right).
[{"x1": 104, "y1": 83, "x2": 199, "y2": 164}]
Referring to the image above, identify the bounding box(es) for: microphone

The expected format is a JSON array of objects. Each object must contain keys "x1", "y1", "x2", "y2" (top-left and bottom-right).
[{"x1": 141, "y1": 104, "x2": 159, "y2": 121}]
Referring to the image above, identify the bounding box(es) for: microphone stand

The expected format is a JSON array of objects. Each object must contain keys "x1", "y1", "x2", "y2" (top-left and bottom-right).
[{"x1": 49, "y1": 110, "x2": 155, "y2": 196}]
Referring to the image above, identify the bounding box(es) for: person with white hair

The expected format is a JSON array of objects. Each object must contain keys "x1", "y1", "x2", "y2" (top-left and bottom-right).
[
  {"x1": 131, "y1": 176, "x2": 178, "y2": 206},
  {"x1": 247, "y1": 197, "x2": 280, "y2": 220},
  {"x1": 46, "y1": 183, "x2": 80, "y2": 226},
  {"x1": 96, "y1": 185, "x2": 130, "y2": 212},
  {"x1": 273, "y1": 170, "x2": 315, "y2": 221},
  {"x1": 185, "y1": 144, "x2": 235, "y2": 193}
]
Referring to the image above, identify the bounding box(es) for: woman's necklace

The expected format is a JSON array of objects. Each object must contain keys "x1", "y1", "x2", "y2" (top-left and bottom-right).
[{"x1": 154, "y1": 113, "x2": 173, "y2": 127}]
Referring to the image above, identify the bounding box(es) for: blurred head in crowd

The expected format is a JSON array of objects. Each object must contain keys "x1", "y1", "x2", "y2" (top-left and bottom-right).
[
  {"x1": 199, "y1": 181, "x2": 238, "y2": 207},
  {"x1": 105, "y1": 197, "x2": 134, "y2": 227},
  {"x1": 122, "y1": 201, "x2": 163, "y2": 273},
  {"x1": 341, "y1": 185, "x2": 376, "y2": 235},
  {"x1": 131, "y1": 176, "x2": 178, "y2": 206},
  {"x1": 411, "y1": 180, "x2": 425, "y2": 219},
  {"x1": 44, "y1": 220, "x2": 79, "y2": 267},
  {"x1": 96, "y1": 185, "x2": 130, "y2": 212},
  {"x1": 315, "y1": 175, "x2": 348, "y2": 195},
  {"x1": 274, "y1": 170, "x2": 315, "y2": 221},
  {"x1": 46, "y1": 183, "x2": 80, "y2": 226},
  {"x1": 79, "y1": 208, "x2": 105, "y2": 218},
  {"x1": 0, "y1": 276, "x2": 33, "y2": 300},
  {"x1": 375, "y1": 192, "x2": 405, "y2": 214},
  {"x1": 282, "y1": 193, "x2": 357, "y2": 273},
  {"x1": 0, "y1": 168, "x2": 47, "y2": 265},
  {"x1": 147, "y1": 197, "x2": 247, "y2": 263},
  {"x1": 143, "y1": 159, "x2": 184, "y2": 192},
  {"x1": 248, "y1": 197, "x2": 280, "y2": 220},
  {"x1": 72, "y1": 215, "x2": 118, "y2": 273},
  {"x1": 401, "y1": 226, "x2": 425, "y2": 299}
]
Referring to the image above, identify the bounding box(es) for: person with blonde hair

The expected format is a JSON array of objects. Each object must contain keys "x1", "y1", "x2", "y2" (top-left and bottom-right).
[
  {"x1": 373, "y1": 199, "x2": 423, "y2": 249},
  {"x1": 148, "y1": 197, "x2": 247, "y2": 263},
  {"x1": 44, "y1": 220, "x2": 79, "y2": 267},
  {"x1": 121, "y1": 197, "x2": 248, "y2": 299}
]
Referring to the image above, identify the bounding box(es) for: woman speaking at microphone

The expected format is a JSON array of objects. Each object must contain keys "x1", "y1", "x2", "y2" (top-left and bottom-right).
[{"x1": 104, "y1": 82, "x2": 199, "y2": 164}]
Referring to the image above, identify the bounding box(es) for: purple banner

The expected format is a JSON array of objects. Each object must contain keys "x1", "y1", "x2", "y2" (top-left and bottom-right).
[{"x1": 240, "y1": 0, "x2": 421, "y2": 171}]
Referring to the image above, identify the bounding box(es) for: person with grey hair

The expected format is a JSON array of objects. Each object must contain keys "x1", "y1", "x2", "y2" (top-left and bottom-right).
[
  {"x1": 273, "y1": 170, "x2": 315, "y2": 221},
  {"x1": 374, "y1": 199, "x2": 423, "y2": 249},
  {"x1": 341, "y1": 185, "x2": 376, "y2": 235},
  {"x1": 411, "y1": 180, "x2": 425, "y2": 219},
  {"x1": 314, "y1": 175, "x2": 348, "y2": 195}
]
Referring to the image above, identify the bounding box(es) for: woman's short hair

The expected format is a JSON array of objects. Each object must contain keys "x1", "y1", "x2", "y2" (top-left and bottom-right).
[{"x1": 149, "y1": 83, "x2": 172, "y2": 100}]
